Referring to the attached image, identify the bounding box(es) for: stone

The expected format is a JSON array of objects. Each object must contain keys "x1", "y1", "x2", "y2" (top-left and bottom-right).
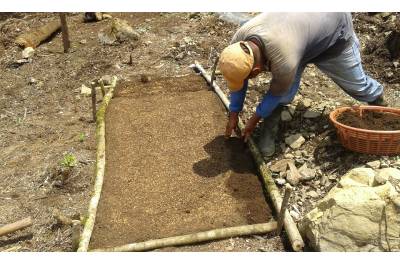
[
  {"x1": 303, "y1": 98, "x2": 312, "y2": 108},
  {"x1": 299, "y1": 164, "x2": 317, "y2": 181},
  {"x1": 303, "y1": 110, "x2": 321, "y2": 119},
  {"x1": 98, "y1": 31, "x2": 117, "y2": 45},
  {"x1": 112, "y1": 18, "x2": 140, "y2": 42},
  {"x1": 281, "y1": 110, "x2": 292, "y2": 122},
  {"x1": 374, "y1": 168, "x2": 400, "y2": 188},
  {"x1": 270, "y1": 159, "x2": 292, "y2": 173},
  {"x1": 80, "y1": 84, "x2": 92, "y2": 96},
  {"x1": 285, "y1": 134, "x2": 305, "y2": 149},
  {"x1": 275, "y1": 178, "x2": 286, "y2": 186},
  {"x1": 286, "y1": 170, "x2": 300, "y2": 186},
  {"x1": 339, "y1": 167, "x2": 376, "y2": 188},
  {"x1": 28, "y1": 77, "x2": 37, "y2": 85},
  {"x1": 306, "y1": 190, "x2": 319, "y2": 198},
  {"x1": 284, "y1": 153, "x2": 294, "y2": 159},
  {"x1": 299, "y1": 167, "x2": 400, "y2": 252},
  {"x1": 22, "y1": 47, "x2": 34, "y2": 59},
  {"x1": 79, "y1": 39, "x2": 87, "y2": 44},
  {"x1": 366, "y1": 160, "x2": 381, "y2": 169},
  {"x1": 289, "y1": 210, "x2": 301, "y2": 221},
  {"x1": 288, "y1": 105, "x2": 296, "y2": 116}
]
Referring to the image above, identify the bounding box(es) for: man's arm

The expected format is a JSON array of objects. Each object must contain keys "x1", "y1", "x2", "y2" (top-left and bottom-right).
[
  {"x1": 229, "y1": 79, "x2": 248, "y2": 113},
  {"x1": 225, "y1": 80, "x2": 248, "y2": 138}
]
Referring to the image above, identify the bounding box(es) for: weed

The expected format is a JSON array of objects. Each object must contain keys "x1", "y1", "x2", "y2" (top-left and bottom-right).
[
  {"x1": 78, "y1": 133, "x2": 86, "y2": 143},
  {"x1": 60, "y1": 153, "x2": 77, "y2": 168}
]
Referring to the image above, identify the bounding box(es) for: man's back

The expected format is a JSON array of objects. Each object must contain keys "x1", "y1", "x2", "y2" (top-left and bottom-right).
[{"x1": 231, "y1": 12, "x2": 354, "y2": 79}]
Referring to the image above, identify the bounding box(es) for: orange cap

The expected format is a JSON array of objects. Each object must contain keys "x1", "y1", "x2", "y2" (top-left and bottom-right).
[{"x1": 219, "y1": 41, "x2": 254, "y2": 92}]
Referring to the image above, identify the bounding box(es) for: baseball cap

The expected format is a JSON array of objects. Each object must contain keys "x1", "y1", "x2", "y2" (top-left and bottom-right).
[{"x1": 219, "y1": 41, "x2": 254, "y2": 92}]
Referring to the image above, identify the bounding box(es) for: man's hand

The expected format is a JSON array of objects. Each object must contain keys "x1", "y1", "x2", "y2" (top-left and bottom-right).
[
  {"x1": 225, "y1": 112, "x2": 239, "y2": 138},
  {"x1": 242, "y1": 113, "x2": 261, "y2": 142}
]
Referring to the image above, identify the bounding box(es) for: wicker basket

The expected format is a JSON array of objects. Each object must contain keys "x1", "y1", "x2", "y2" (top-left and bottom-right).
[{"x1": 329, "y1": 106, "x2": 400, "y2": 155}]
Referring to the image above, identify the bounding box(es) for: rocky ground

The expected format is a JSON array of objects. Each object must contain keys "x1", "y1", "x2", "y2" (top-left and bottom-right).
[{"x1": 0, "y1": 12, "x2": 399, "y2": 252}]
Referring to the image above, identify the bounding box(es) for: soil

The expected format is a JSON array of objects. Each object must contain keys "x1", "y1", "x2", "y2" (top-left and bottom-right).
[
  {"x1": 89, "y1": 75, "x2": 283, "y2": 251},
  {"x1": 337, "y1": 109, "x2": 400, "y2": 130}
]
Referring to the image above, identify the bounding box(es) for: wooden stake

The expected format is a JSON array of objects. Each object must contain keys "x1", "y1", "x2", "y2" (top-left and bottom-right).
[
  {"x1": 192, "y1": 61, "x2": 305, "y2": 252},
  {"x1": 99, "y1": 80, "x2": 106, "y2": 98},
  {"x1": 90, "y1": 221, "x2": 277, "y2": 252},
  {"x1": 91, "y1": 84, "x2": 97, "y2": 122},
  {"x1": 59, "y1": 13, "x2": 70, "y2": 53},
  {"x1": 210, "y1": 55, "x2": 219, "y2": 87},
  {"x1": 277, "y1": 184, "x2": 293, "y2": 235},
  {"x1": 0, "y1": 217, "x2": 33, "y2": 237}
]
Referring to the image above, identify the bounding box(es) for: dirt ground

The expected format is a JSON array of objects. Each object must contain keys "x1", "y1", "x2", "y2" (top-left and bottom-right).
[
  {"x1": 89, "y1": 75, "x2": 282, "y2": 251},
  {"x1": 0, "y1": 12, "x2": 399, "y2": 252}
]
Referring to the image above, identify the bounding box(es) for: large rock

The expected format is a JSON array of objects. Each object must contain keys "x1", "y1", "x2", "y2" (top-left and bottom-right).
[
  {"x1": 285, "y1": 133, "x2": 305, "y2": 149},
  {"x1": 299, "y1": 167, "x2": 400, "y2": 251}
]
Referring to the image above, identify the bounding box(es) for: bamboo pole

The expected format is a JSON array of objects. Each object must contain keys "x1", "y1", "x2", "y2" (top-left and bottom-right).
[
  {"x1": 191, "y1": 61, "x2": 305, "y2": 252},
  {"x1": 15, "y1": 20, "x2": 61, "y2": 48},
  {"x1": 0, "y1": 217, "x2": 32, "y2": 237},
  {"x1": 77, "y1": 76, "x2": 118, "y2": 252},
  {"x1": 90, "y1": 221, "x2": 277, "y2": 252}
]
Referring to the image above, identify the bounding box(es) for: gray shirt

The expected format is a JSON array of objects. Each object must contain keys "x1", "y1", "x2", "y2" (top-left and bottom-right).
[{"x1": 231, "y1": 12, "x2": 354, "y2": 94}]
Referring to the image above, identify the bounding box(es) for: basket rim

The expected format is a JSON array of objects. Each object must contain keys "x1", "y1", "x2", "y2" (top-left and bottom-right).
[{"x1": 329, "y1": 105, "x2": 400, "y2": 134}]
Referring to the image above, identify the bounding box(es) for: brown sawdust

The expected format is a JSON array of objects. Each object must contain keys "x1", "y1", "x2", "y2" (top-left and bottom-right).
[
  {"x1": 337, "y1": 109, "x2": 400, "y2": 130},
  {"x1": 89, "y1": 75, "x2": 273, "y2": 250}
]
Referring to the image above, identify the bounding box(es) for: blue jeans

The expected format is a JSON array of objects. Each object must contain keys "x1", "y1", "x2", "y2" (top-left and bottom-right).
[{"x1": 280, "y1": 38, "x2": 383, "y2": 106}]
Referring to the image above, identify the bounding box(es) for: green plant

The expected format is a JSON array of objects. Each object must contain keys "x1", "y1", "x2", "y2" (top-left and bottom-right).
[
  {"x1": 60, "y1": 153, "x2": 77, "y2": 168},
  {"x1": 78, "y1": 133, "x2": 86, "y2": 143}
]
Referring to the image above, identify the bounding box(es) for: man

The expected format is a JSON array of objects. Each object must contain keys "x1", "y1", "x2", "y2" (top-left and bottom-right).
[{"x1": 219, "y1": 12, "x2": 387, "y2": 157}]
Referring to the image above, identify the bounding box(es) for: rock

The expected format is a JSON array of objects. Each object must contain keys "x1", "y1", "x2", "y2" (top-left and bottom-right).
[
  {"x1": 289, "y1": 210, "x2": 301, "y2": 221},
  {"x1": 275, "y1": 178, "x2": 286, "y2": 186},
  {"x1": 28, "y1": 77, "x2": 36, "y2": 85},
  {"x1": 270, "y1": 159, "x2": 292, "y2": 173},
  {"x1": 339, "y1": 167, "x2": 376, "y2": 188},
  {"x1": 281, "y1": 110, "x2": 292, "y2": 122},
  {"x1": 79, "y1": 39, "x2": 87, "y2": 44},
  {"x1": 22, "y1": 47, "x2": 34, "y2": 59},
  {"x1": 366, "y1": 160, "x2": 381, "y2": 169},
  {"x1": 98, "y1": 31, "x2": 117, "y2": 45},
  {"x1": 303, "y1": 98, "x2": 312, "y2": 108},
  {"x1": 299, "y1": 164, "x2": 317, "y2": 181},
  {"x1": 98, "y1": 18, "x2": 139, "y2": 45},
  {"x1": 294, "y1": 150, "x2": 302, "y2": 157},
  {"x1": 288, "y1": 106, "x2": 296, "y2": 116},
  {"x1": 306, "y1": 190, "x2": 319, "y2": 198},
  {"x1": 286, "y1": 170, "x2": 300, "y2": 186},
  {"x1": 303, "y1": 110, "x2": 321, "y2": 119},
  {"x1": 285, "y1": 134, "x2": 305, "y2": 149},
  {"x1": 299, "y1": 167, "x2": 400, "y2": 252},
  {"x1": 284, "y1": 153, "x2": 294, "y2": 159},
  {"x1": 112, "y1": 18, "x2": 140, "y2": 42},
  {"x1": 374, "y1": 168, "x2": 400, "y2": 187},
  {"x1": 80, "y1": 84, "x2": 92, "y2": 96}
]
